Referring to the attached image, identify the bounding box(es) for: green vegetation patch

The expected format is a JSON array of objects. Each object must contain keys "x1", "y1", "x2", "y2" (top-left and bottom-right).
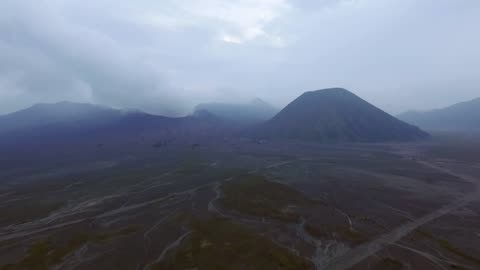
[
  {"x1": 376, "y1": 257, "x2": 403, "y2": 270},
  {"x1": 220, "y1": 174, "x2": 314, "y2": 222},
  {"x1": 178, "y1": 158, "x2": 206, "y2": 174},
  {"x1": 304, "y1": 222, "x2": 332, "y2": 239},
  {"x1": 1, "y1": 225, "x2": 138, "y2": 270},
  {"x1": 339, "y1": 227, "x2": 368, "y2": 245},
  {"x1": 438, "y1": 239, "x2": 480, "y2": 265},
  {"x1": 0, "y1": 200, "x2": 63, "y2": 226},
  {"x1": 152, "y1": 218, "x2": 314, "y2": 270},
  {"x1": 414, "y1": 230, "x2": 480, "y2": 266}
]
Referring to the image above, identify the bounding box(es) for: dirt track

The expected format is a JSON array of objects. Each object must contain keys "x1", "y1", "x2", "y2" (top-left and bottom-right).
[{"x1": 321, "y1": 157, "x2": 480, "y2": 270}]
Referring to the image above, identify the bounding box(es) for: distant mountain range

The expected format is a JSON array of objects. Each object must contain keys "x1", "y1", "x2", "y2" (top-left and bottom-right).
[
  {"x1": 193, "y1": 98, "x2": 278, "y2": 124},
  {"x1": 0, "y1": 102, "x2": 228, "y2": 149},
  {"x1": 0, "y1": 89, "x2": 430, "y2": 149},
  {"x1": 397, "y1": 97, "x2": 480, "y2": 131},
  {"x1": 0, "y1": 101, "x2": 123, "y2": 135},
  {"x1": 256, "y1": 88, "x2": 429, "y2": 142}
]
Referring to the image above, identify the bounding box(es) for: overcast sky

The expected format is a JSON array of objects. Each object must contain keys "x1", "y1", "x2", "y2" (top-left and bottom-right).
[{"x1": 1, "y1": 0, "x2": 479, "y2": 116}]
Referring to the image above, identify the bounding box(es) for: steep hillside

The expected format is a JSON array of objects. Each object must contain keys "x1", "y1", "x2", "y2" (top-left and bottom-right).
[{"x1": 257, "y1": 88, "x2": 429, "y2": 142}]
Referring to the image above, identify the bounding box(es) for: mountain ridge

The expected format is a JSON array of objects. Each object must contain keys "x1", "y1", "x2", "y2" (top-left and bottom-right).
[
  {"x1": 0, "y1": 101, "x2": 231, "y2": 150},
  {"x1": 398, "y1": 97, "x2": 480, "y2": 130}
]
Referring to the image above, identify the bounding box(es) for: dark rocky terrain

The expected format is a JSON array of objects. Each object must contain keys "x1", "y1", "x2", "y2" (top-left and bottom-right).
[{"x1": 1, "y1": 136, "x2": 479, "y2": 270}]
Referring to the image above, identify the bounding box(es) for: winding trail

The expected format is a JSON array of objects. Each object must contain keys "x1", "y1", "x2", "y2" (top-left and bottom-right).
[
  {"x1": 142, "y1": 210, "x2": 182, "y2": 258},
  {"x1": 0, "y1": 183, "x2": 202, "y2": 242},
  {"x1": 143, "y1": 230, "x2": 192, "y2": 270},
  {"x1": 393, "y1": 243, "x2": 476, "y2": 270},
  {"x1": 321, "y1": 159, "x2": 480, "y2": 270}
]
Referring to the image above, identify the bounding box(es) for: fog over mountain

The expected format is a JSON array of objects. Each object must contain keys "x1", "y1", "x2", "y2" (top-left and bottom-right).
[
  {"x1": 2, "y1": 3, "x2": 480, "y2": 268},
  {"x1": 194, "y1": 98, "x2": 278, "y2": 124},
  {"x1": 0, "y1": 101, "x2": 235, "y2": 153},
  {"x1": 0, "y1": 89, "x2": 428, "y2": 154},
  {"x1": 0, "y1": 101, "x2": 121, "y2": 135},
  {"x1": 1, "y1": 1, "x2": 480, "y2": 115},
  {"x1": 398, "y1": 97, "x2": 480, "y2": 131}
]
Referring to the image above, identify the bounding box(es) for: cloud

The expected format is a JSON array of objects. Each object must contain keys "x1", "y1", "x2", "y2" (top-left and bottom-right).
[
  {"x1": 0, "y1": 0, "x2": 479, "y2": 115},
  {"x1": 0, "y1": 1, "x2": 186, "y2": 115}
]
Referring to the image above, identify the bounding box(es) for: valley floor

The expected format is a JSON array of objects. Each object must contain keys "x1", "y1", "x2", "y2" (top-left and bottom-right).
[{"x1": 1, "y1": 139, "x2": 479, "y2": 270}]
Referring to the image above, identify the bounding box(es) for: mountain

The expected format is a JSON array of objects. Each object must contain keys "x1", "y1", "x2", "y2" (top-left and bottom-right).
[
  {"x1": 193, "y1": 98, "x2": 278, "y2": 124},
  {"x1": 0, "y1": 101, "x2": 230, "y2": 149},
  {"x1": 257, "y1": 88, "x2": 429, "y2": 142},
  {"x1": 0, "y1": 101, "x2": 241, "y2": 169},
  {"x1": 397, "y1": 97, "x2": 480, "y2": 130},
  {"x1": 0, "y1": 101, "x2": 122, "y2": 135}
]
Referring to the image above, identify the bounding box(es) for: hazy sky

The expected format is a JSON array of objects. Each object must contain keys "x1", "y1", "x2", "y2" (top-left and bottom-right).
[{"x1": 1, "y1": 0, "x2": 479, "y2": 116}]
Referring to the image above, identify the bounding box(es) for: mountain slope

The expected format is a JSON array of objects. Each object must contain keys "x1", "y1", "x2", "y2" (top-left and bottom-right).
[
  {"x1": 397, "y1": 97, "x2": 480, "y2": 130},
  {"x1": 257, "y1": 88, "x2": 429, "y2": 142},
  {"x1": 0, "y1": 101, "x2": 122, "y2": 135},
  {"x1": 0, "y1": 102, "x2": 230, "y2": 148},
  {"x1": 194, "y1": 98, "x2": 277, "y2": 124}
]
